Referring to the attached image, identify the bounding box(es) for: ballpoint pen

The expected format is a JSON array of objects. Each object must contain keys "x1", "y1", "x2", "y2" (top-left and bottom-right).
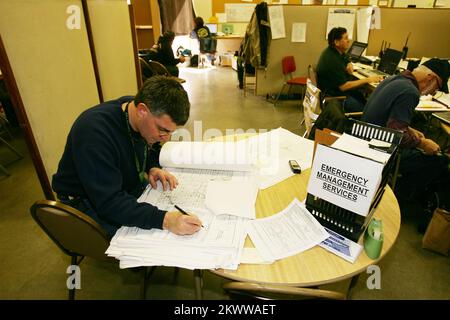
[{"x1": 174, "y1": 205, "x2": 204, "y2": 228}]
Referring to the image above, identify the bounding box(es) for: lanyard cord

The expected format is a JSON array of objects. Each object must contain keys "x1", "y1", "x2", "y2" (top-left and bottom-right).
[{"x1": 124, "y1": 102, "x2": 148, "y2": 183}]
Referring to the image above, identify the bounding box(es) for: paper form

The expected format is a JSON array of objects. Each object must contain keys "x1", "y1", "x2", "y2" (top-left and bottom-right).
[
  {"x1": 205, "y1": 178, "x2": 259, "y2": 219},
  {"x1": 268, "y1": 5, "x2": 286, "y2": 40},
  {"x1": 356, "y1": 7, "x2": 371, "y2": 44},
  {"x1": 247, "y1": 199, "x2": 328, "y2": 261},
  {"x1": 140, "y1": 168, "x2": 250, "y2": 215},
  {"x1": 291, "y1": 23, "x2": 307, "y2": 43}
]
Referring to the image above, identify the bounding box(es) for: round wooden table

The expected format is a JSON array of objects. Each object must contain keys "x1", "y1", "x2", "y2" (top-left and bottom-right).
[{"x1": 210, "y1": 169, "x2": 401, "y2": 287}]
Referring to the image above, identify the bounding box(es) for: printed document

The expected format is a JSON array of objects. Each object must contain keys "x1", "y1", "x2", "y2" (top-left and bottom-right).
[
  {"x1": 319, "y1": 227, "x2": 363, "y2": 263},
  {"x1": 247, "y1": 199, "x2": 328, "y2": 261}
]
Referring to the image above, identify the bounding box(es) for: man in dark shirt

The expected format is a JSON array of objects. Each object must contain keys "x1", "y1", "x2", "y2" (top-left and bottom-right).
[
  {"x1": 363, "y1": 58, "x2": 450, "y2": 201},
  {"x1": 52, "y1": 76, "x2": 202, "y2": 238},
  {"x1": 316, "y1": 27, "x2": 383, "y2": 112}
]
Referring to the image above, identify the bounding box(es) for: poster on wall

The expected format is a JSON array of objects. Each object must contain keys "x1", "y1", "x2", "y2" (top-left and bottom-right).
[
  {"x1": 326, "y1": 8, "x2": 356, "y2": 40},
  {"x1": 225, "y1": 3, "x2": 256, "y2": 22},
  {"x1": 291, "y1": 23, "x2": 307, "y2": 42},
  {"x1": 268, "y1": 5, "x2": 286, "y2": 40}
]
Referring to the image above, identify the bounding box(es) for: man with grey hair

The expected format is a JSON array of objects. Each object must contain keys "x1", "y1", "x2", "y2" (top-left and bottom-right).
[
  {"x1": 53, "y1": 76, "x2": 202, "y2": 238},
  {"x1": 363, "y1": 58, "x2": 450, "y2": 202}
]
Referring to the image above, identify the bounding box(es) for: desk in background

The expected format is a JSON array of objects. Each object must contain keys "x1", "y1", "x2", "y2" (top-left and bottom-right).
[{"x1": 215, "y1": 35, "x2": 243, "y2": 57}]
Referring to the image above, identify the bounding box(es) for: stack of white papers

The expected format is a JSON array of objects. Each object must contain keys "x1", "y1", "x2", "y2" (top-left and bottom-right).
[
  {"x1": 247, "y1": 199, "x2": 329, "y2": 261},
  {"x1": 106, "y1": 213, "x2": 248, "y2": 270}
]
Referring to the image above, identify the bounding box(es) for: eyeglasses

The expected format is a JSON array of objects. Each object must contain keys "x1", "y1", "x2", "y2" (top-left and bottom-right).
[
  {"x1": 155, "y1": 123, "x2": 176, "y2": 137},
  {"x1": 140, "y1": 103, "x2": 177, "y2": 137}
]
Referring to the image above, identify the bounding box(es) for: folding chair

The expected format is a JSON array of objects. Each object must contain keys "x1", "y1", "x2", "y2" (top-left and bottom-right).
[{"x1": 274, "y1": 56, "x2": 307, "y2": 106}]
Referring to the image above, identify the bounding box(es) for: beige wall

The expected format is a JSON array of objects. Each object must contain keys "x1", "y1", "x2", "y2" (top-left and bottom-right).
[
  {"x1": 0, "y1": 0, "x2": 100, "y2": 180},
  {"x1": 87, "y1": 0, "x2": 138, "y2": 100},
  {"x1": 256, "y1": 6, "x2": 450, "y2": 96},
  {"x1": 193, "y1": 0, "x2": 212, "y2": 20}
]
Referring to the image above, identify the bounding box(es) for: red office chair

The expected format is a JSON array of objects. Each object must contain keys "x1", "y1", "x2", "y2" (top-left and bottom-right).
[{"x1": 274, "y1": 56, "x2": 308, "y2": 106}]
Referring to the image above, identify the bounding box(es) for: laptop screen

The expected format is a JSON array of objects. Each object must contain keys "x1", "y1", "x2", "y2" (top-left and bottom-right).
[
  {"x1": 205, "y1": 23, "x2": 217, "y2": 34},
  {"x1": 378, "y1": 48, "x2": 403, "y2": 75},
  {"x1": 348, "y1": 42, "x2": 367, "y2": 60}
]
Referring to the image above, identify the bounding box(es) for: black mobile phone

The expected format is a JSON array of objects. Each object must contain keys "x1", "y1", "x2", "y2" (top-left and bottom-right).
[{"x1": 289, "y1": 160, "x2": 301, "y2": 174}]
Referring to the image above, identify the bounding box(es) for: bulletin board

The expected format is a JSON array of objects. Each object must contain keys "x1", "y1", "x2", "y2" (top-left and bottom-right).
[{"x1": 255, "y1": 5, "x2": 450, "y2": 96}]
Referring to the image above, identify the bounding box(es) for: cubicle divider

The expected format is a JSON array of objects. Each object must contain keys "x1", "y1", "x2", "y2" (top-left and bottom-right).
[
  {"x1": 256, "y1": 5, "x2": 450, "y2": 96},
  {"x1": 0, "y1": 0, "x2": 138, "y2": 197}
]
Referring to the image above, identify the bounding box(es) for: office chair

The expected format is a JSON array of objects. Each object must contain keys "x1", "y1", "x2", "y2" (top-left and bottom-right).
[
  {"x1": 223, "y1": 282, "x2": 346, "y2": 300},
  {"x1": 147, "y1": 60, "x2": 186, "y2": 84},
  {"x1": 138, "y1": 57, "x2": 154, "y2": 83},
  {"x1": 301, "y1": 79, "x2": 322, "y2": 138},
  {"x1": 309, "y1": 64, "x2": 363, "y2": 117},
  {"x1": 30, "y1": 200, "x2": 111, "y2": 300},
  {"x1": 274, "y1": 56, "x2": 308, "y2": 106},
  {"x1": 0, "y1": 113, "x2": 23, "y2": 177},
  {"x1": 302, "y1": 65, "x2": 362, "y2": 136}
]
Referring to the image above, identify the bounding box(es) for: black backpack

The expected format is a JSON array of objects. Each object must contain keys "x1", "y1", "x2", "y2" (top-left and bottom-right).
[{"x1": 190, "y1": 54, "x2": 199, "y2": 67}]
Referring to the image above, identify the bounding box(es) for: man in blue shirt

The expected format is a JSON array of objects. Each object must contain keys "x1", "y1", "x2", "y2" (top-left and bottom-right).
[
  {"x1": 363, "y1": 58, "x2": 450, "y2": 201},
  {"x1": 52, "y1": 76, "x2": 202, "y2": 238},
  {"x1": 316, "y1": 27, "x2": 383, "y2": 112}
]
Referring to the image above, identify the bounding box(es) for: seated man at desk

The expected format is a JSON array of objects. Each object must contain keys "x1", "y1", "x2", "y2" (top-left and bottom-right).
[
  {"x1": 363, "y1": 58, "x2": 450, "y2": 203},
  {"x1": 52, "y1": 76, "x2": 202, "y2": 239},
  {"x1": 146, "y1": 31, "x2": 185, "y2": 77},
  {"x1": 316, "y1": 27, "x2": 383, "y2": 112}
]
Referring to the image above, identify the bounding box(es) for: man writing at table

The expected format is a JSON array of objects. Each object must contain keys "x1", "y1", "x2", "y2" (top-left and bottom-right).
[
  {"x1": 52, "y1": 76, "x2": 202, "y2": 238},
  {"x1": 316, "y1": 27, "x2": 383, "y2": 113},
  {"x1": 363, "y1": 58, "x2": 450, "y2": 203}
]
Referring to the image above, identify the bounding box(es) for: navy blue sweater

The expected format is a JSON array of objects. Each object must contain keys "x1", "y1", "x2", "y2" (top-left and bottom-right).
[{"x1": 52, "y1": 96, "x2": 166, "y2": 232}]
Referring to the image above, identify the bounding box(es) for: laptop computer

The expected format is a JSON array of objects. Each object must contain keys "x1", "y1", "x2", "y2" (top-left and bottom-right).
[
  {"x1": 205, "y1": 23, "x2": 218, "y2": 35},
  {"x1": 432, "y1": 111, "x2": 450, "y2": 125},
  {"x1": 347, "y1": 41, "x2": 367, "y2": 62},
  {"x1": 357, "y1": 48, "x2": 403, "y2": 78}
]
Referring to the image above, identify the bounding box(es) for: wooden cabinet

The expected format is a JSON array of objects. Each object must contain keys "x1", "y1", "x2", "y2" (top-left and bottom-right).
[{"x1": 131, "y1": 0, "x2": 161, "y2": 49}]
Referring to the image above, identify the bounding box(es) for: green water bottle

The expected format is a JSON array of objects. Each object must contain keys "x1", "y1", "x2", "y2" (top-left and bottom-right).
[{"x1": 364, "y1": 219, "x2": 384, "y2": 260}]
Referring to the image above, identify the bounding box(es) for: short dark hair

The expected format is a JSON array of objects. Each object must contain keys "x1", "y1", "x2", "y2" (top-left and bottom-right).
[
  {"x1": 157, "y1": 31, "x2": 175, "y2": 48},
  {"x1": 134, "y1": 76, "x2": 190, "y2": 125},
  {"x1": 328, "y1": 27, "x2": 347, "y2": 47},
  {"x1": 194, "y1": 17, "x2": 204, "y2": 29}
]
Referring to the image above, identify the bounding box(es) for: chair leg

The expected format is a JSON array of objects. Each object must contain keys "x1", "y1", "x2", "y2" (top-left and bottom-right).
[
  {"x1": 346, "y1": 274, "x2": 360, "y2": 300},
  {"x1": 274, "y1": 84, "x2": 287, "y2": 106},
  {"x1": 0, "y1": 136, "x2": 23, "y2": 159},
  {"x1": 141, "y1": 266, "x2": 157, "y2": 300},
  {"x1": 194, "y1": 269, "x2": 203, "y2": 300},
  {"x1": 68, "y1": 255, "x2": 77, "y2": 300},
  {"x1": 0, "y1": 163, "x2": 10, "y2": 177},
  {"x1": 390, "y1": 152, "x2": 402, "y2": 191}
]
